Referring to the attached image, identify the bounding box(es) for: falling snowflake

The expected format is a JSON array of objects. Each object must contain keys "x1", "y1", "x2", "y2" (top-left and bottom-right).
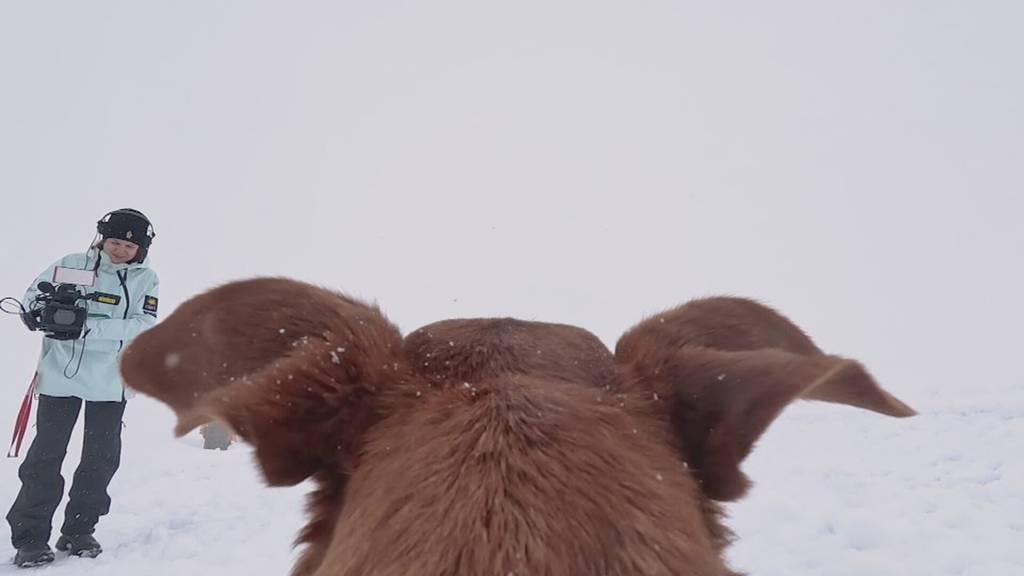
[{"x1": 164, "y1": 353, "x2": 181, "y2": 368}]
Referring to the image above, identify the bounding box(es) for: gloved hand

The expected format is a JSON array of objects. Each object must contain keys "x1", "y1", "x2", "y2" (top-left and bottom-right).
[{"x1": 20, "y1": 312, "x2": 38, "y2": 332}]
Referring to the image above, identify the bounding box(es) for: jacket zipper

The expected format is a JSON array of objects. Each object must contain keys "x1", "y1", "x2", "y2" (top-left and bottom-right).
[{"x1": 117, "y1": 269, "x2": 130, "y2": 352}]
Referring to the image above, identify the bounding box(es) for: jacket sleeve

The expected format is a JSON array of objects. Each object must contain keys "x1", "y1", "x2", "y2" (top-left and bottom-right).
[{"x1": 83, "y1": 272, "x2": 160, "y2": 341}]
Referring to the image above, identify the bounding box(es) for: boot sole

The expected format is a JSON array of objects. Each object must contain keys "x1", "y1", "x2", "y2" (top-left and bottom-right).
[
  {"x1": 71, "y1": 549, "x2": 102, "y2": 559},
  {"x1": 55, "y1": 539, "x2": 102, "y2": 558},
  {"x1": 15, "y1": 553, "x2": 54, "y2": 568}
]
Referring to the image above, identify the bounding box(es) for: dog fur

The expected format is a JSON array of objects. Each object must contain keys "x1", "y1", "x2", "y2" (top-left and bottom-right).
[{"x1": 120, "y1": 278, "x2": 914, "y2": 576}]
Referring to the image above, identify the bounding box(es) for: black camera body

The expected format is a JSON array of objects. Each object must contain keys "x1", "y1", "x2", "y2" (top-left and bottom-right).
[{"x1": 29, "y1": 282, "x2": 93, "y2": 340}]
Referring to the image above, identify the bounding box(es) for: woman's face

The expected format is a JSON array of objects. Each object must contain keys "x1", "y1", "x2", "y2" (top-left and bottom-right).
[{"x1": 103, "y1": 238, "x2": 140, "y2": 263}]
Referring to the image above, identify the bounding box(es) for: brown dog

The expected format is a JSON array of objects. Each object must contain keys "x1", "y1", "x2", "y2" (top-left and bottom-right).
[{"x1": 120, "y1": 278, "x2": 914, "y2": 576}]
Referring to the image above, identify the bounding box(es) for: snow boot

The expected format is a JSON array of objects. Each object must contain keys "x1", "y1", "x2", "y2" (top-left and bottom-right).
[
  {"x1": 13, "y1": 542, "x2": 54, "y2": 568},
  {"x1": 55, "y1": 534, "x2": 102, "y2": 558}
]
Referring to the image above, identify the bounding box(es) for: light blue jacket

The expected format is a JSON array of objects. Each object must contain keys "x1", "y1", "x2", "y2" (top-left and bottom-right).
[{"x1": 25, "y1": 249, "x2": 160, "y2": 402}]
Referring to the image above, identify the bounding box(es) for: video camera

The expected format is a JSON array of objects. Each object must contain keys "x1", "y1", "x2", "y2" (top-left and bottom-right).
[
  {"x1": 2, "y1": 267, "x2": 100, "y2": 341},
  {"x1": 24, "y1": 282, "x2": 96, "y2": 340}
]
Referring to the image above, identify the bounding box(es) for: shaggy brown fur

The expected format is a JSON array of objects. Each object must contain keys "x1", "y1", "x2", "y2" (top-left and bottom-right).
[{"x1": 120, "y1": 278, "x2": 915, "y2": 576}]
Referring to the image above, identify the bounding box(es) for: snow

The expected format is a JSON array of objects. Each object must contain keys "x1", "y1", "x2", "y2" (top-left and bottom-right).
[
  {"x1": 726, "y1": 389, "x2": 1024, "y2": 575},
  {"x1": 163, "y1": 354, "x2": 180, "y2": 369},
  {"x1": 0, "y1": 381, "x2": 1018, "y2": 575},
  {"x1": 0, "y1": 402, "x2": 306, "y2": 576}
]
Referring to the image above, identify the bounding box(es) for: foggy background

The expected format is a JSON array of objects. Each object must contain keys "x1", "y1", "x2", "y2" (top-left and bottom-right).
[{"x1": 1, "y1": 1, "x2": 1021, "y2": 440}]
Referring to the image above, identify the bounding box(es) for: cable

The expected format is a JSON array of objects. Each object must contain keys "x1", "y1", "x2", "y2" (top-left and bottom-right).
[
  {"x1": 62, "y1": 336, "x2": 87, "y2": 379},
  {"x1": 3, "y1": 296, "x2": 88, "y2": 378},
  {"x1": 87, "y1": 233, "x2": 102, "y2": 272},
  {"x1": 0, "y1": 297, "x2": 27, "y2": 316}
]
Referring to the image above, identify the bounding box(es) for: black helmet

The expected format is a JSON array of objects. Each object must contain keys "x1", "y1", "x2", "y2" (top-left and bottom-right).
[{"x1": 97, "y1": 208, "x2": 156, "y2": 263}]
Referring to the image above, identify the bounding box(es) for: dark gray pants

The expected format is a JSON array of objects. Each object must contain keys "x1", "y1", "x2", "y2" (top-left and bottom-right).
[{"x1": 6, "y1": 394, "x2": 125, "y2": 548}]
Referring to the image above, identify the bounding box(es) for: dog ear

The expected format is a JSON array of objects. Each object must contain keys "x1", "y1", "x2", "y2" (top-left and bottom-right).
[
  {"x1": 120, "y1": 277, "x2": 409, "y2": 486},
  {"x1": 641, "y1": 347, "x2": 911, "y2": 501},
  {"x1": 616, "y1": 297, "x2": 915, "y2": 502}
]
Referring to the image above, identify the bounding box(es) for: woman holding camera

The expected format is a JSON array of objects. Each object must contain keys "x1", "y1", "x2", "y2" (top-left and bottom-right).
[{"x1": 6, "y1": 208, "x2": 159, "y2": 568}]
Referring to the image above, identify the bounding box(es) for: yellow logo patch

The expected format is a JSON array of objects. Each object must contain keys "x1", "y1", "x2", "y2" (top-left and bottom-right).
[
  {"x1": 92, "y1": 292, "x2": 122, "y2": 306},
  {"x1": 143, "y1": 295, "x2": 159, "y2": 317}
]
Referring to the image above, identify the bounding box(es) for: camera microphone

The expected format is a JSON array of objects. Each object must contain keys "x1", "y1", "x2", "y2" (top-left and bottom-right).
[{"x1": 37, "y1": 282, "x2": 55, "y2": 294}]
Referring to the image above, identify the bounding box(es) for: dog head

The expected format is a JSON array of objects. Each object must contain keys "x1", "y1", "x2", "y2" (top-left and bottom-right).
[{"x1": 122, "y1": 280, "x2": 913, "y2": 576}]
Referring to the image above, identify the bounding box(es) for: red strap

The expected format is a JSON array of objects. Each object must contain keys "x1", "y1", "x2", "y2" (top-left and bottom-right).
[{"x1": 7, "y1": 374, "x2": 37, "y2": 458}]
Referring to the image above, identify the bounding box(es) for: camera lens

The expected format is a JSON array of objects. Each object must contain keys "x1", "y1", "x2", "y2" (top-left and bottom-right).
[{"x1": 52, "y1": 309, "x2": 77, "y2": 326}]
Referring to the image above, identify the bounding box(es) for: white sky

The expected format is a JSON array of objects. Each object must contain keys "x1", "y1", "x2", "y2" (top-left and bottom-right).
[{"x1": 1, "y1": 1, "x2": 1021, "y2": 409}]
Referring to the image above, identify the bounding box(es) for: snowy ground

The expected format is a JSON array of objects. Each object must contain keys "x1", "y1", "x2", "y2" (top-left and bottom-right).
[
  {"x1": 0, "y1": 401, "x2": 307, "y2": 576},
  {"x1": 0, "y1": 379, "x2": 1019, "y2": 575},
  {"x1": 727, "y1": 387, "x2": 1024, "y2": 576}
]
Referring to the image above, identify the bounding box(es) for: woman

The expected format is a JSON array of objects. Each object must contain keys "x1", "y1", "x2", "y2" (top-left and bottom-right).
[{"x1": 6, "y1": 208, "x2": 159, "y2": 568}]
